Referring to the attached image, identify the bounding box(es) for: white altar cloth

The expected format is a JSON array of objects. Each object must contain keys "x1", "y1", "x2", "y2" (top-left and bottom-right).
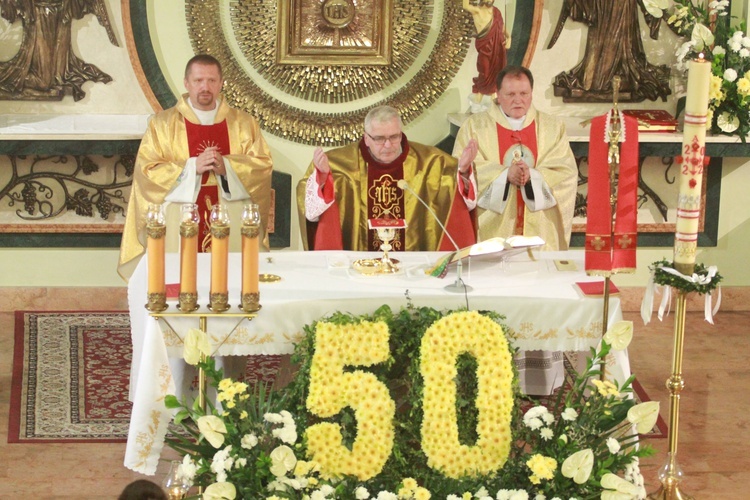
[{"x1": 125, "y1": 250, "x2": 628, "y2": 474}]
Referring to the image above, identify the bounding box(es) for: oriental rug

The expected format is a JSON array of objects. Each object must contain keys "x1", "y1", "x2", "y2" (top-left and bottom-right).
[
  {"x1": 9, "y1": 311, "x2": 281, "y2": 443},
  {"x1": 9, "y1": 311, "x2": 664, "y2": 443}
]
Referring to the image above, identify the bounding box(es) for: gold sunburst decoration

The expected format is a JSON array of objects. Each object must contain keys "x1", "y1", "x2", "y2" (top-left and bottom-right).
[{"x1": 184, "y1": 0, "x2": 471, "y2": 146}]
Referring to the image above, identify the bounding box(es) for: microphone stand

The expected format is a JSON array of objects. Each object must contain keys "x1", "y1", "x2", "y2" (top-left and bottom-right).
[{"x1": 398, "y1": 180, "x2": 472, "y2": 293}]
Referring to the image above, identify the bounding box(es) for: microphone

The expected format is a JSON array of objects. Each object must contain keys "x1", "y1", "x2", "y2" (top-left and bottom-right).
[{"x1": 397, "y1": 179, "x2": 472, "y2": 293}]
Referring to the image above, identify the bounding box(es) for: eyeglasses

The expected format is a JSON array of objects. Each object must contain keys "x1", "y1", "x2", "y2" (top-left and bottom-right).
[{"x1": 365, "y1": 131, "x2": 402, "y2": 146}]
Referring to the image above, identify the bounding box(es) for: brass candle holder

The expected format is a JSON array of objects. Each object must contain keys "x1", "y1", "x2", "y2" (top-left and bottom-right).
[
  {"x1": 145, "y1": 204, "x2": 167, "y2": 312},
  {"x1": 178, "y1": 204, "x2": 200, "y2": 312},
  {"x1": 240, "y1": 203, "x2": 262, "y2": 313},
  {"x1": 208, "y1": 205, "x2": 230, "y2": 313},
  {"x1": 648, "y1": 291, "x2": 693, "y2": 500}
]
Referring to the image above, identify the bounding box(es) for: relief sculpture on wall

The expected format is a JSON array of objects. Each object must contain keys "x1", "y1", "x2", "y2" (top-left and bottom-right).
[
  {"x1": 547, "y1": 0, "x2": 672, "y2": 103},
  {"x1": 0, "y1": 0, "x2": 118, "y2": 101}
]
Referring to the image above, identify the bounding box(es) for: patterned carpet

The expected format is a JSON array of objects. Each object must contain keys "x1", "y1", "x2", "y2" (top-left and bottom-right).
[
  {"x1": 9, "y1": 311, "x2": 663, "y2": 443},
  {"x1": 9, "y1": 311, "x2": 281, "y2": 443}
]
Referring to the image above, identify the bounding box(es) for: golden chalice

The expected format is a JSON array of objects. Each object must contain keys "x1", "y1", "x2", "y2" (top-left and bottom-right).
[{"x1": 376, "y1": 226, "x2": 399, "y2": 274}]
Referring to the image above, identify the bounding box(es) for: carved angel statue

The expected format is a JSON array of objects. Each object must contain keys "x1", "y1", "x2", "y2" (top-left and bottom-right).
[
  {"x1": 463, "y1": 0, "x2": 509, "y2": 113},
  {"x1": 0, "y1": 0, "x2": 119, "y2": 101},
  {"x1": 548, "y1": 0, "x2": 672, "y2": 103}
]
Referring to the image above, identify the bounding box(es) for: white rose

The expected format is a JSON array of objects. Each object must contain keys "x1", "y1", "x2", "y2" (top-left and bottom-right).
[
  {"x1": 606, "y1": 437, "x2": 621, "y2": 454},
  {"x1": 724, "y1": 68, "x2": 738, "y2": 82}
]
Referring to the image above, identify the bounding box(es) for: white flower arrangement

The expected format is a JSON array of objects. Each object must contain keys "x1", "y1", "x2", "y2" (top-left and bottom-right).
[
  {"x1": 165, "y1": 306, "x2": 657, "y2": 498},
  {"x1": 647, "y1": 0, "x2": 750, "y2": 138}
]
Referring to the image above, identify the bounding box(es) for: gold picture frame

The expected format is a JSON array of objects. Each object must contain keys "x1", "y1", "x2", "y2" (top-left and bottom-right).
[{"x1": 277, "y1": 0, "x2": 392, "y2": 66}]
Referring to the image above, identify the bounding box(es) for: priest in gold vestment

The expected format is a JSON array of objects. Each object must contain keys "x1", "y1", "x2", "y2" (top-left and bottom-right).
[
  {"x1": 118, "y1": 55, "x2": 273, "y2": 280},
  {"x1": 454, "y1": 66, "x2": 577, "y2": 250},
  {"x1": 296, "y1": 106, "x2": 478, "y2": 252}
]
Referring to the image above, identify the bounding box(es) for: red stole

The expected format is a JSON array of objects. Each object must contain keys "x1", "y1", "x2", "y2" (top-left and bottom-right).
[
  {"x1": 184, "y1": 119, "x2": 231, "y2": 252},
  {"x1": 585, "y1": 113, "x2": 638, "y2": 275},
  {"x1": 495, "y1": 123, "x2": 538, "y2": 235}
]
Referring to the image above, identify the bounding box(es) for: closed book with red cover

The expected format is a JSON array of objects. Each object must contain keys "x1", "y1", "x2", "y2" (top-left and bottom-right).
[
  {"x1": 623, "y1": 109, "x2": 677, "y2": 132},
  {"x1": 575, "y1": 280, "x2": 620, "y2": 297}
]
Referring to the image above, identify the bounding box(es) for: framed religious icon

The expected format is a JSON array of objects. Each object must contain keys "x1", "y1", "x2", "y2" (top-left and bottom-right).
[{"x1": 277, "y1": 0, "x2": 393, "y2": 65}]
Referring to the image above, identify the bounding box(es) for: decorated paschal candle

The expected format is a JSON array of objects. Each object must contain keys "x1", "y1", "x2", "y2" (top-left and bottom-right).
[{"x1": 674, "y1": 56, "x2": 711, "y2": 275}]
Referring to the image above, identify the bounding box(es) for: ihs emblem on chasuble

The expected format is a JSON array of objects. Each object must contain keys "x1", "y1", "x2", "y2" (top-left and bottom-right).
[{"x1": 369, "y1": 174, "x2": 403, "y2": 219}]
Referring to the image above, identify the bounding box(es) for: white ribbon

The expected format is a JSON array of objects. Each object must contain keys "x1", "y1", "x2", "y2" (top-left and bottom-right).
[{"x1": 640, "y1": 265, "x2": 721, "y2": 324}]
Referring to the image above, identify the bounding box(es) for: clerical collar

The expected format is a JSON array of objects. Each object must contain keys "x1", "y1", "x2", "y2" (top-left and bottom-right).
[
  {"x1": 500, "y1": 108, "x2": 526, "y2": 131},
  {"x1": 188, "y1": 98, "x2": 220, "y2": 125}
]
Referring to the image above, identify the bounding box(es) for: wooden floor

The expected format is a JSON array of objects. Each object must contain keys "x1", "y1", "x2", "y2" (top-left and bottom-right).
[{"x1": 0, "y1": 288, "x2": 747, "y2": 498}]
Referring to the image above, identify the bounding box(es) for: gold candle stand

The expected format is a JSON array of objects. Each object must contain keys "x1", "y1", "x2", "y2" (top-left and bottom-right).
[
  {"x1": 149, "y1": 311, "x2": 258, "y2": 411},
  {"x1": 145, "y1": 222, "x2": 168, "y2": 313},
  {"x1": 648, "y1": 291, "x2": 692, "y2": 500}
]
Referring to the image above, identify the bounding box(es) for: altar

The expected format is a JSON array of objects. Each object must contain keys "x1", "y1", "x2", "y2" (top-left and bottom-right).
[{"x1": 124, "y1": 249, "x2": 628, "y2": 474}]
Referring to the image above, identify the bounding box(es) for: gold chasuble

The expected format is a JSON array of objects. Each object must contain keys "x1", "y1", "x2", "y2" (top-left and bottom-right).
[
  {"x1": 118, "y1": 95, "x2": 273, "y2": 281},
  {"x1": 296, "y1": 136, "x2": 476, "y2": 252},
  {"x1": 453, "y1": 103, "x2": 577, "y2": 251}
]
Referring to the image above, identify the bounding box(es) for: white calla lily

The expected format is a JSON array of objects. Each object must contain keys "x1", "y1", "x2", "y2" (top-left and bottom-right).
[
  {"x1": 203, "y1": 481, "x2": 237, "y2": 499},
  {"x1": 561, "y1": 448, "x2": 594, "y2": 484},
  {"x1": 197, "y1": 415, "x2": 227, "y2": 448},
  {"x1": 627, "y1": 401, "x2": 661, "y2": 434},
  {"x1": 691, "y1": 23, "x2": 715, "y2": 51},
  {"x1": 183, "y1": 328, "x2": 212, "y2": 365},
  {"x1": 269, "y1": 445, "x2": 297, "y2": 477},
  {"x1": 604, "y1": 320, "x2": 634, "y2": 350},
  {"x1": 601, "y1": 473, "x2": 640, "y2": 499}
]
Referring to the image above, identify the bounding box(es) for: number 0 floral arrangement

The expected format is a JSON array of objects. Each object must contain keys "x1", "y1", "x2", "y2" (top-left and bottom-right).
[{"x1": 166, "y1": 305, "x2": 658, "y2": 499}]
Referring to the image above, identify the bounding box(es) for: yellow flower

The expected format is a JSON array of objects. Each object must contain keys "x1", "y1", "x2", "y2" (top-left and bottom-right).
[
  {"x1": 402, "y1": 477, "x2": 418, "y2": 491},
  {"x1": 709, "y1": 75, "x2": 724, "y2": 101},
  {"x1": 414, "y1": 487, "x2": 431, "y2": 500},
  {"x1": 183, "y1": 328, "x2": 211, "y2": 365},
  {"x1": 526, "y1": 454, "x2": 557, "y2": 481},
  {"x1": 737, "y1": 78, "x2": 750, "y2": 97},
  {"x1": 196, "y1": 415, "x2": 226, "y2": 448},
  {"x1": 239, "y1": 410, "x2": 248, "y2": 420},
  {"x1": 202, "y1": 482, "x2": 236, "y2": 500}
]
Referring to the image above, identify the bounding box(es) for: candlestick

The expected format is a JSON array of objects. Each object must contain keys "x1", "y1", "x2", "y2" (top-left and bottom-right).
[
  {"x1": 179, "y1": 203, "x2": 199, "y2": 312},
  {"x1": 145, "y1": 203, "x2": 167, "y2": 312},
  {"x1": 208, "y1": 204, "x2": 230, "y2": 312},
  {"x1": 674, "y1": 56, "x2": 711, "y2": 276},
  {"x1": 241, "y1": 203, "x2": 261, "y2": 312}
]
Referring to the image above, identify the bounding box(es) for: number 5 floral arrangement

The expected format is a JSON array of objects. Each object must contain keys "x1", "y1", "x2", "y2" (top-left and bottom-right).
[
  {"x1": 165, "y1": 305, "x2": 658, "y2": 499},
  {"x1": 645, "y1": 0, "x2": 749, "y2": 139}
]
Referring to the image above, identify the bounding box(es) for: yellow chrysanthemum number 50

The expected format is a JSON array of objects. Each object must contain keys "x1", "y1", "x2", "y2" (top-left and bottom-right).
[
  {"x1": 305, "y1": 321, "x2": 395, "y2": 480},
  {"x1": 305, "y1": 312, "x2": 514, "y2": 480}
]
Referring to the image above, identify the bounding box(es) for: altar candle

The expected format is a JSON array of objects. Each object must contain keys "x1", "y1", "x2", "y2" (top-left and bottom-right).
[
  {"x1": 146, "y1": 204, "x2": 166, "y2": 296},
  {"x1": 674, "y1": 57, "x2": 711, "y2": 275},
  {"x1": 241, "y1": 204, "x2": 261, "y2": 296},
  {"x1": 210, "y1": 205, "x2": 230, "y2": 295},
  {"x1": 179, "y1": 204, "x2": 199, "y2": 295}
]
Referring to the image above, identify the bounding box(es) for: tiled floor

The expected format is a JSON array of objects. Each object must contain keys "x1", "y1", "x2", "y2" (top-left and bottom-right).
[{"x1": 0, "y1": 287, "x2": 746, "y2": 498}]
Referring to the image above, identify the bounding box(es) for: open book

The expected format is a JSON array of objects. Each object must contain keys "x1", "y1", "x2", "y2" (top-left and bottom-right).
[{"x1": 427, "y1": 236, "x2": 545, "y2": 277}]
